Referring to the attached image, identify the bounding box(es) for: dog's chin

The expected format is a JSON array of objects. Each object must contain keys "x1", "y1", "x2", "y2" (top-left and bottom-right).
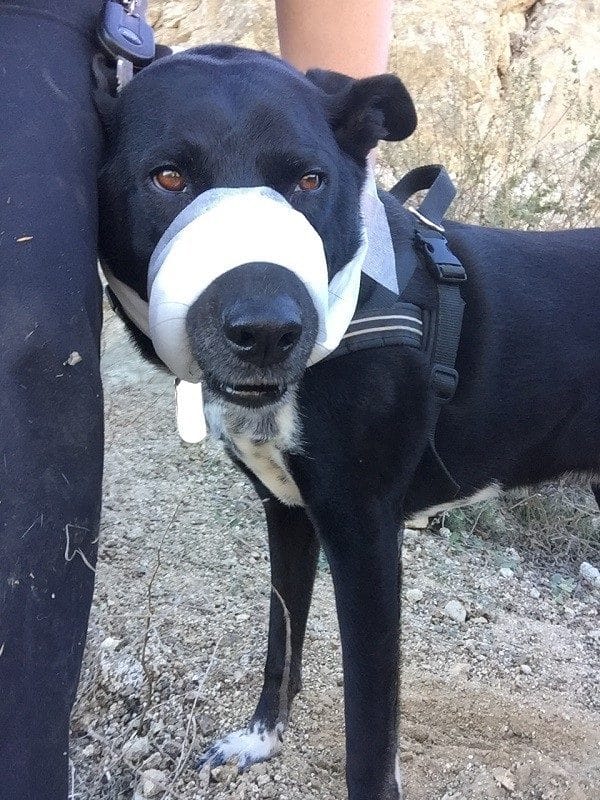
[{"x1": 203, "y1": 374, "x2": 291, "y2": 409}]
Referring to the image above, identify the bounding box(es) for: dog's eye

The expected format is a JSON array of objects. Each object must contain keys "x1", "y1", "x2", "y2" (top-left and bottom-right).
[
  {"x1": 152, "y1": 168, "x2": 187, "y2": 193},
  {"x1": 296, "y1": 173, "x2": 322, "y2": 192}
]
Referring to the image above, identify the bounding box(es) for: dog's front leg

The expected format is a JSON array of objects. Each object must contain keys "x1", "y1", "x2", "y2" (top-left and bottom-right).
[
  {"x1": 199, "y1": 493, "x2": 319, "y2": 770},
  {"x1": 314, "y1": 501, "x2": 402, "y2": 800}
]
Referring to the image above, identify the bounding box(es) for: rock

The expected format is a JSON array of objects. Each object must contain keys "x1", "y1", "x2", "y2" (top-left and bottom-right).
[
  {"x1": 139, "y1": 769, "x2": 168, "y2": 797},
  {"x1": 406, "y1": 588, "x2": 424, "y2": 603},
  {"x1": 529, "y1": 587, "x2": 541, "y2": 599},
  {"x1": 197, "y1": 714, "x2": 217, "y2": 736},
  {"x1": 123, "y1": 735, "x2": 151, "y2": 762},
  {"x1": 99, "y1": 651, "x2": 144, "y2": 698},
  {"x1": 443, "y1": 600, "x2": 467, "y2": 624},
  {"x1": 492, "y1": 766, "x2": 516, "y2": 792},
  {"x1": 579, "y1": 562, "x2": 600, "y2": 588},
  {"x1": 211, "y1": 764, "x2": 239, "y2": 783},
  {"x1": 499, "y1": 567, "x2": 514, "y2": 579},
  {"x1": 448, "y1": 662, "x2": 470, "y2": 678},
  {"x1": 100, "y1": 636, "x2": 122, "y2": 651},
  {"x1": 520, "y1": 664, "x2": 532, "y2": 675}
]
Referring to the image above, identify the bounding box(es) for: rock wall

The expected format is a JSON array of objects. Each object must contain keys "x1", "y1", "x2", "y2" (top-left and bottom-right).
[{"x1": 148, "y1": 0, "x2": 599, "y2": 226}]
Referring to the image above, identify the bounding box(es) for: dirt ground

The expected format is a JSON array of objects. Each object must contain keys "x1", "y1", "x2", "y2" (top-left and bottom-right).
[{"x1": 70, "y1": 310, "x2": 600, "y2": 800}]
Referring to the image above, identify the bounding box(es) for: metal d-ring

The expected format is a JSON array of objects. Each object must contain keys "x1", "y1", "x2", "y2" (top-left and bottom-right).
[{"x1": 407, "y1": 205, "x2": 446, "y2": 234}]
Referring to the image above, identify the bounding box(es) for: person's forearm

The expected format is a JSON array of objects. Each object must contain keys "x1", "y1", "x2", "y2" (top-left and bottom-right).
[{"x1": 275, "y1": 0, "x2": 393, "y2": 77}]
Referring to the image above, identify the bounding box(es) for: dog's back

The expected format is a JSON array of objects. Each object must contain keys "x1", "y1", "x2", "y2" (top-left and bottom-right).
[{"x1": 407, "y1": 220, "x2": 600, "y2": 511}]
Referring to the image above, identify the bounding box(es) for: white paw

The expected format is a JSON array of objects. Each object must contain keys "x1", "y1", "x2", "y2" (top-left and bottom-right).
[{"x1": 197, "y1": 722, "x2": 284, "y2": 771}]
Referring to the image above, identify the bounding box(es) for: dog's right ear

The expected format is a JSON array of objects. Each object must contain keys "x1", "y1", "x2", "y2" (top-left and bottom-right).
[{"x1": 307, "y1": 67, "x2": 417, "y2": 162}]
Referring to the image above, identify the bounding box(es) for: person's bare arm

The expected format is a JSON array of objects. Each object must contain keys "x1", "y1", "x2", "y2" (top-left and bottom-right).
[{"x1": 275, "y1": 0, "x2": 393, "y2": 76}]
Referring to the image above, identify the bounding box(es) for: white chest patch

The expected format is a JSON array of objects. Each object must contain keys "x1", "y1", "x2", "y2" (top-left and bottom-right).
[{"x1": 204, "y1": 393, "x2": 304, "y2": 507}]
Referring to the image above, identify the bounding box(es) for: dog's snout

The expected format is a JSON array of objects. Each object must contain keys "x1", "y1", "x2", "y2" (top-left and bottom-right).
[{"x1": 223, "y1": 301, "x2": 302, "y2": 367}]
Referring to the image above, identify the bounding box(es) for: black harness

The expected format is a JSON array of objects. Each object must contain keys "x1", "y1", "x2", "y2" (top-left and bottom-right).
[{"x1": 324, "y1": 166, "x2": 467, "y2": 496}]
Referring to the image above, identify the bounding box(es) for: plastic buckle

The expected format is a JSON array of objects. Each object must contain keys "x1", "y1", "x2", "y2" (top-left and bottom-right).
[
  {"x1": 97, "y1": 0, "x2": 155, "y2": 69},
  {"x1": 431, "y1": 364, "x2": 458, "y2": 402},
  {"x1": 415, "y1": 231, "x2": 467, "y2": 283}
]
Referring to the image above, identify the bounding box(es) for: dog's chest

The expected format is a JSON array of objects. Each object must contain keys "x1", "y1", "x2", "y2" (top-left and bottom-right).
[{"x1": 204, "y1": 396, "x2": 304, "y2": 507}]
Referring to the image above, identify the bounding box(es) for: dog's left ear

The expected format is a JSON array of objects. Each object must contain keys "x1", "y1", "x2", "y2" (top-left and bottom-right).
[{"x1": 307, "y1": 68, "x2": 417, "y2": 161}]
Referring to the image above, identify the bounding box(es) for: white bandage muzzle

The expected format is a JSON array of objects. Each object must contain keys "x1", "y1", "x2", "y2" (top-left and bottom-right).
[{"x1": 103, "y1": 186, "x2": 368, "y2": 382}]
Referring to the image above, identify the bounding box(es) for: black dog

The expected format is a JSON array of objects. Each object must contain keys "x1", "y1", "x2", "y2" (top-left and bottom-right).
[{"x1": 96, "y1": 46, "x2": 600, "y2": 800}]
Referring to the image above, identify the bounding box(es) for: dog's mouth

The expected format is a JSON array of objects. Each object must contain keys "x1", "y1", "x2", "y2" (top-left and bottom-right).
[{"x1": 205, "y1": 376, "x2": 288, "y2": 407}]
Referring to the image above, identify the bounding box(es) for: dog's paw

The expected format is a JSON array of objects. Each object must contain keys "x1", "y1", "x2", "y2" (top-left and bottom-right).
[{"x1": 197, "y1": 722, "x2": 284, "y2": 771}]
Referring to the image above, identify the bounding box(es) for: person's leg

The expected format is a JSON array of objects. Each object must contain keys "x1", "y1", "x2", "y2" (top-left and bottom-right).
[
  {"x1": 0, "y1": 4, "x2": 103, "y2": 798},
  {"x1": 276, "y1": 0, "x2": 393, "y2": 76}
]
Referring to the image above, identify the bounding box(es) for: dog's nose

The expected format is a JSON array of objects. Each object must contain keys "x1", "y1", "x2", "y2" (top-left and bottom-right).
[{"x1": 223, "y1": 301, "x2": 302, "y2": 367}]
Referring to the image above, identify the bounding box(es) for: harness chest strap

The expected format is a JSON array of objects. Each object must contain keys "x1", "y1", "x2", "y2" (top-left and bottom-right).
[
  {"x1": 325, "y1": 165, "x2": 466, "y2": 497},
  {"x1": 393, "y1": 165, "x2": 466, "y2": 497}
]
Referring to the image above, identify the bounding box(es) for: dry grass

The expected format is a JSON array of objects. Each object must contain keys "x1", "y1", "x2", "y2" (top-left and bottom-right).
[{"x1": 441, "y1": 481, "x2": 600, "y2": 571}]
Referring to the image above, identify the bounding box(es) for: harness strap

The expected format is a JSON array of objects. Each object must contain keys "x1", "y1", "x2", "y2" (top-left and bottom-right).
[
  {"x1": 415, "y1": 230, "x2": 465, "y2": 497},
  {"x1": 391, "y1": 164, "x2": 456, "y2": 231},
  {"x1": 326, "y1": 301, "x2": 424, "y2": 360},
  {"x1": 392, "y1": 165, "x2": 466, "y2": 497}
]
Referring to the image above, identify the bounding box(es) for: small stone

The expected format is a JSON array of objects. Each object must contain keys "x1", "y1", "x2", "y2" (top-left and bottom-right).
[
  {"x1": 520, "y1": 664, "x2": 532, "y2": 675},
  {"x1": 499, "y1": 567, "x2": 514, "y2": 579},
  {"x1": 443, "y1": 600, "x2": 467, "y2": 623},
  {"x1": 100, "y1": 636, "x2": 121, "y2": 651},
  {"x1": 256, "y1": 774, "x2": 271, "y2": 786},
  {"x1": 529, "y1": 587, "x2": 541, "y2": 599},
  {"x1": 579, "y1": 562, "x2": 600, "y2": 588},
  {"x1": 492, "y1": 766, "x2": 516, "y2": 792},
  {"x1": 142, "y1": 753, "x2": 163, "y2": 770},
  {"x1": 249, "y1": 763, "x2": 268, "y2": 776},
  {"x1": 212, "y1": 764, "x2": 239, "y2": 783},
  {"x1": 514, "y1": 761, "x2": 532, "y2": 788},
  {"x1": 448, "y1": 662, "x2": 469, "y2": 678},
  {"x1": 197, "y1": 763, "x2": 211, "y2": 790},
  {"x1": 139, "y1": 769, "x2": 167, "y2": 797},
  {"x1": 123, "y1": 735, "x2": 150, "y2": 761},
  {"x1": 406, "y1": 588, "x2": 424, "y2": 603},
  {"x1": 197, "y1": 714, "x2": 217, "y2": 736},
  {"x1": 82, "y1": 744, "x2": 94, "y2": 758}
]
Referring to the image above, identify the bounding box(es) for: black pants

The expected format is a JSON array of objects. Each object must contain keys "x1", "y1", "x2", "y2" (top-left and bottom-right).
[{"x1": 0, "y1": 3, "x2": 103, "y2": 798}]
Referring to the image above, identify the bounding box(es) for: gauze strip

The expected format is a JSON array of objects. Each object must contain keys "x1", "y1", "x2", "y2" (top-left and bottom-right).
[
  {"x1": 146, "y1": 186, "x2": 370, "y2": 380},
  {"x1": 360, "y1": 166, "x2": 398, "y2": 293},
  {"x1": 102, "y1": 179, "x2": 395, "y2": 378},
  {"x1": 147, "y1": 187, "x2": 330, "y2": 380}
]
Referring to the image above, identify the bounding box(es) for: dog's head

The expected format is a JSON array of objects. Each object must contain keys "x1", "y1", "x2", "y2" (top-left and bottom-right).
[{"x1": 97, "y1": 45, "x2": 416, "y2": 408}]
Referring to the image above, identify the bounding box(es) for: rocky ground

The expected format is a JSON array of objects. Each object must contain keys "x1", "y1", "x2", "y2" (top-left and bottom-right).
[{"x1": 68, "y1": 311, "x2": 600, "y2": 800}]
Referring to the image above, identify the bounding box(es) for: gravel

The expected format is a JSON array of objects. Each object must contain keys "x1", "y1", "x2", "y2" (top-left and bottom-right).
[{"x1": 69, "y1": 311, "x2": 600, "y2": 800}]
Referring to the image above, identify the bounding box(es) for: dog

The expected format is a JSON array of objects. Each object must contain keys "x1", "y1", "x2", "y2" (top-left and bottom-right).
[{"x1": 95, "y1": 45, "x2": 600, "y2": 800}]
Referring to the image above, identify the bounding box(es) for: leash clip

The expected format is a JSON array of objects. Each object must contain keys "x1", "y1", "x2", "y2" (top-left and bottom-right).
[{"x1": 97, "y1": 0, "x2": 155, "y2": 75}]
